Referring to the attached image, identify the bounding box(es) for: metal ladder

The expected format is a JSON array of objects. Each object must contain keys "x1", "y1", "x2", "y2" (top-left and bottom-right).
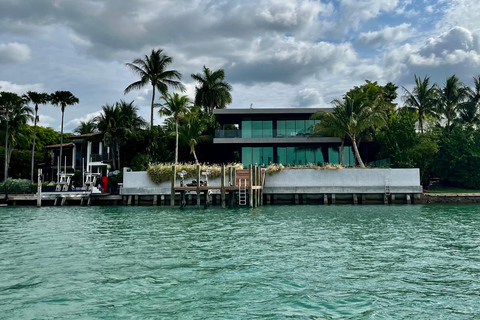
[
  {"x1": 385, "y1": 177, "x2": 391, "y2": 195},
  {"x1": 238, "y1": 179, "x2": 247, "y2": 206}
]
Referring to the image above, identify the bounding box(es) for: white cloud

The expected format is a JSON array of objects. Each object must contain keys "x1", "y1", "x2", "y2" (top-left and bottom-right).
[
  {"x1": 359, "y1": 23, "x2": 412, "y2": 46},
  {"x1": 37, "y1": 115, "x2": 55, "y2": 128},
  {"x1": 65, "y1": 111, "x2": 102, "y2": 132},
  {"x1": 338, "y1": 0, "x2": 399, "y2": 33},
  {"x1": 0, "y1": 42, "x2": 31, "y2": 64},
  {"x1": 0, "y1": 81, "x2": 44, "y2": 94},
  {"x1": 293, "y1": 88, "x2": 327, "y2": 108}
]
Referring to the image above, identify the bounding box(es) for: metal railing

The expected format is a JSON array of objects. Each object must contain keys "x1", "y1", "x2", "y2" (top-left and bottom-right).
[{"x1": 215, "y1": 129, "x2": 316, "y2": 139}]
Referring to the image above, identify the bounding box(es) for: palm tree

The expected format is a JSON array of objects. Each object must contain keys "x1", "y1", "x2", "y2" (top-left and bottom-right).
[
  {"x1": 330, "y1": 93, "x2": 385, "y2": 168},
  {"x1": 191, "y1": 66, "x2": 232, "y2": 114},
  {"x1": 73, "y1": 120, "x2": 97, "y2": 135},
  {"x1": 0, "y1": 92, "x2": 33, "y2": 180},
  {"x1": 310, "y1": 110, "x2": 347, "y2": 165},
  {"x1": 158, "y1": 93, "x2": 191, "y2": 164},
  {"x1": 96, "y1": 100, "x2": 145, "y2": 170},
  {"x1": 179, "y1": 107, "x2": 208, "y2": 164},
  {"x1": 438, "y1": 74, "x2": 469, "y2": 133},
  {"x1": 23, "y1": 91, "x2": 50, "y2": 182},
  {"x1": 457, "y1": 74, "x2": 480, "y2": 127},
  {"x1": 402, "y1": 75, "x2": 438, "y2": 134},
  {"x1": 124, "y1": 49, "x2": 186, "y2": 127},
  {"x1": 49, "y1": 91, "x2": 79, "y2": 178}
]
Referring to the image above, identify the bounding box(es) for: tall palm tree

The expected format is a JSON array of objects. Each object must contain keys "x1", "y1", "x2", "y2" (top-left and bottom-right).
[
  {"x1": 457, "y1": 74, "x2": 480, "y2": 127},
  {"x1": 23, "y1": 91, "x2": 50, "y2": 182},
  {"x1": 124, "y1": 49, "x2": 185, "y2": 127},
  {"x1": 330, "y1": 93, "x2": 385, "y2": 168},
  {"x1": 50, "y1": 91, "x2": 79, "y2": 178},
  {"x1": 438, "y1": 74, "x2": 469, "y2": 133},
  {"x1": 95, "y1": 100, "x2": 145, "y2": 170},
  {"x1": 158, "y1": 93, "x2": 191, "y2": 164},
  {"x1": 402, "y1": 75, "x2": 438, "y2": 134},
  {"x1": 191, "y1": 66, "x2": 232, "y2": 114},
  {"x1": 73, "y1": 120, "x2": 97, "y2": 135},
  {"x1": 0, "y1": 92, "x2": 33, "y2": 180},
  {"x1": 310, "y1": 110, "x2": 347, "y2": 165}
]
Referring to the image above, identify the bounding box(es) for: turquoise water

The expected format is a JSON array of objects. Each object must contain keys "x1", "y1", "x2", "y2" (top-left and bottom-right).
[{"x1": 1, "y1": 205, "x2": 479, "y2": 319}]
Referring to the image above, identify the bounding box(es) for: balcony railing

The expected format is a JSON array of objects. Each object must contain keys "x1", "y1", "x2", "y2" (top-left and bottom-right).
[
  {"x1": 90, "y1": 154, "x2": 111, "y2": 162},
  {"x1": 215, "y1": 129, "x2": 317, "y2": 139}
]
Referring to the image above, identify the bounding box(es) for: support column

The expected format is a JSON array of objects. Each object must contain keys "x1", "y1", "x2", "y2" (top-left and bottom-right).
[
  {"x1": 331, "y1": 194, "x2": 336, "y2": 204},
  {"x1": 196, "y1": 165, "x2": 201, "y2": 208},
  {"x1": 353, "y1": 194, "x2": 358, "y2": 205},
  {"x1": 153, "y1": 195, "x2": 157, "y2": 205},
  {"x1": 170, "y1": 165, "x2": 176, "y2": 208},
  {"x1": 221, "y1": 165, "x2": 226, "y2": 209},
  {"x1": 406, "y1": 194, "x2": 411, "y2": 204},
  {"x1": 248, "y1": 164, "x2": 253, "y2": 208},
  {"x1": 323, "y1": 194, "x2": 328, "y2": 205},
  {"x1": 37, "y1": 169, "x2": 42, "y2": 208}
]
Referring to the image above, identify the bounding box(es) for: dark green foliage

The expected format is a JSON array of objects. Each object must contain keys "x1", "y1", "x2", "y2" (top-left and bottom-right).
[{"x1": 434, "y1": 127, "x2": 480, "y2": 189}]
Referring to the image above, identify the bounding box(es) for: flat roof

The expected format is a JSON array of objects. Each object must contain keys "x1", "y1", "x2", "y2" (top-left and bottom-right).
[{"x1": 214, "y1": 107, "x2": 333, "y2": 115}]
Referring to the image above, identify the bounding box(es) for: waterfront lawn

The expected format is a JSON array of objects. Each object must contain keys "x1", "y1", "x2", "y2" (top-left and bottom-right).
[{"x1": 428, "y1": 186, "x2": 480, "y2": 194}]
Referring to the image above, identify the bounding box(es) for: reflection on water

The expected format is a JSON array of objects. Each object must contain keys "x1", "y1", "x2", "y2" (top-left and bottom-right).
[{"x1": 1, "y1": 205, "x2": 479, "y2": 319}]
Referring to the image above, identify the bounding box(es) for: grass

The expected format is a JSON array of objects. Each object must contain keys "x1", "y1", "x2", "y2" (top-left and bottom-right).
[{"x1": 427, "y1": 186, "x2": 480, "y2": 194}]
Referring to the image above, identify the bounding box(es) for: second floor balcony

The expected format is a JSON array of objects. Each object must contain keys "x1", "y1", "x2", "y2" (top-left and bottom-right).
[
  {"x1": 90, "y1": 153, "x2": 112, "y2": 162},
  {"x1": 215, "y1": 129, "x2": 317, "y2": 139}
]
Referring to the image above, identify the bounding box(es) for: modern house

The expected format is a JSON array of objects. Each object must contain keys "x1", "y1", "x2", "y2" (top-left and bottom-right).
[
  {"x1": 41, "y1": 133, "x2": 111, "y2": 182},
  {"x1": 213, "y1": 108, "x2": 377, "y2": 167}
]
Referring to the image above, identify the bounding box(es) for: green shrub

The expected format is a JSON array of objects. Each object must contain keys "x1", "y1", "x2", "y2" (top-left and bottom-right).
[
  {"x1": 147, "y1": 163, "x2": 243, "y2": 184},
  {"x1": 2, "y1": 178, "x2": 35, "y2": 194}
]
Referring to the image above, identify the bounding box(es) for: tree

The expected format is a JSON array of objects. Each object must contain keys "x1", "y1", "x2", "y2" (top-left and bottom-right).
[
  {"x1": 311, "y1": 110, "x2": 347, "y2": 165},
  {"x1": 158, "y1": 93, "x2": 191, "y2": 164},
  {"x1": 191, "y1": 66, "x2": 232, "y2": 114},
  {"x1": 73, "y1": 120, "x2": 97, "y2": 135},
  {"x1": 23, "y1": 91, "x2": 50, "y2": 182},
  {"x1": 437, "y1": 74, "x2": 469, "y2": 133},
  {"x1": 49, "y1": 91, "x2": 79, "y2": 178},
  {"x1": 0, "y1": 92, "x2": 33, "y2": 180},
  {"x1": 179, "y1": 107, "x2": 208, "y2": 164},
  {"x1": 124, "y1": 49, "x2": 185, "y2": 127},
  {"x1": 457, "y1": 74, "x2": 480, "y2": 127},
  {"x1": 96, "y1": 100, "x2": 145, "y2": 170},
  {"x1": 402, "y1": 75, "x2": 438, "y2": 134},
  {"x1": 330, "y1": 92, "x2": 385, "y2": 168}
]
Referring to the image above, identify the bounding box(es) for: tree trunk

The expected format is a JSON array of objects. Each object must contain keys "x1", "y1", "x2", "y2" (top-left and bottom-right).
[
  {"x1": 31, "y1": 105, "x2": 38, "y2": 183},
  {"x1": 4, "y1": 117, "x2": 8, "y2": 181},
  {"x1": 351, "y1": 135, "x2": 365, "y2": 168},
  {"x1": 192, "y1": 146, "x2": 199, "y2": 164},
  {"x1": 150, "y1": 85, "x2": 155, "y2": 128},
  {"x1": 111, "y1": 142, "x2": 117, "y2": 171},
  {"x1": 419, "y1": 110, "x2": 424, "y2": 134},
  {"x1": 339, "y1": 137, "x2": 345, "y2": 166},
  {"x1": 117, "y1": 142, "x2": 121, "y2": 170},
  {"x1": 175, "y1": 118, "x2": 179, "y2": 164},
  {"x1": 59, "y1": 107, "x2": 65, "y2": 181}
]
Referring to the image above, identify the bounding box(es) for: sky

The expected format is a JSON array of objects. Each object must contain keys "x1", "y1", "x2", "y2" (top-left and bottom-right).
[{"x1": 1, "y1": 0, "x2": 480, "y2": 133}]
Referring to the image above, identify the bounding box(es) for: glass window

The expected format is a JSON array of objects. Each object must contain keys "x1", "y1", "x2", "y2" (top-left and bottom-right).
[
  {"x1": 252, "y1": 121, "x2": 262, "y2": 138},
  {"x1": 306, "y1": 149, "x2": 315, "y2": 164},
  {"x1": 342, "y1": 146, "x2": 355, "y2": 166},
  {"x1": 277, "y1": 147, "x2": 286, "y2": 165},
  {"x1": 315, "y1": 148, "x2": 324, "y2": 165},
  {"x1": 296, "y1": 120, "x2": 305, "y2": 136},
  {"x1": 328, "y1": 147, "x2": 339, "y2": 164},
  {"x1": 263, "y1": 147, "x2": 273, "y2": 165},
  {"x1": 277, "y1": 121, "x2": 286, "y2": 137},
  {"x1": 242, "y1": 120, "x2": 252, "y2": 138},
  {"x1": 306, "y1": 120, "x2": 315, "y2": 134},
  {"x1": 295, "y1": 149, "x2": 306, "y2": 165},
  {"x1": 242, "y1": 147, "x2": 252, "y2": 167},
  {"x1": 287, "y1": 147, "x2": 296, "y2": 165},
  {"x1": 263, "y1": 121, "x2": 273, "y2": 138},
  {"x1": 286, "y1": 120, "x2": 295, "y2": 137}
]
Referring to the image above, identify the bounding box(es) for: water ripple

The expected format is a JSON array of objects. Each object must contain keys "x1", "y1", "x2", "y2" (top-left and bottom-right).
[{"x1": 1, "y1": 205, "x2": 480, "y2": 319}]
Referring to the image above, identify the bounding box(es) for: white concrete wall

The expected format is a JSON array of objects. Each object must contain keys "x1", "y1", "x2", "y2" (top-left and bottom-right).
[
  {"x1": 264, "y1": 168, "x2": 422, "y2": 194},
  {"x1": 121, "y1": 167, "x2": 422, "y2": 195}
]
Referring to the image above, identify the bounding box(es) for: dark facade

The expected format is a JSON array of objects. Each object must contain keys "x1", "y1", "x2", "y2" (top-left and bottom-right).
[{"x1": 213, "y1": 108, "x2": 377, "y2": 167}]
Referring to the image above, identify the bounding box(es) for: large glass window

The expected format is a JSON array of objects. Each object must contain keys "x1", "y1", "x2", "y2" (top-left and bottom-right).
[
  {"x1": 306, "y1": 120, "x2": 315, "y2": 134},
  {"x1": 242, "y1": 120, "x2": 252, "y2": 138},
  {"x1": 306, "y1": 149, "x2": 315, "y2": 164},
  {"x1": 328, "y1": 147, "x2": 340, "y2": 164},
  {"x1": 277, "y1": 121, "x2": 286, "y2": 137},
  {"x1": 242, "y1": 147, "x2": 252, "y2": 166},
  {"x1": 263, "y1": 147, "x2": 273, "y2": 164},
  {"x1": 263, "y1": 121, "x2": 273, "y2": 138},
  {"x1": 242, "y1": 147, "x2": 273, "y2": 167},
  {"x1": 296, "y1": 149, "x2": 306, "y2": 165},
  {"x1": 286, "y1": 121, "x2": 295, "y2": 137},
  {"x1": 296, "y1": 120, "x2": 305, "y2": 136},
  {"x1": 315, "y1": 148, "x2": 324, "y2": 165},
  {"x1": 287, "y1": 147, "x2": 296, "y2": 165},
  {"x1": 252, "y1": 121, "x2": 262, "y2": 138},
  {"x1": 277, "y1": 147, "x2": 286, "y2": 164}
]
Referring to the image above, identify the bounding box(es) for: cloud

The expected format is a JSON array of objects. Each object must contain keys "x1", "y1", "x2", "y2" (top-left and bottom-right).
[
  {"x1": 338, "y1": 0, "x2": 399, "y2": 33},
  {"x1": 37, "y1": 115, "x2": 55, "y2": 128},
  {"x1": 65, "y1": 111, "x2": 102, "y2": 132},
  {"x1": 293, "y1": 88, "x2": 327, "y2": 108},
  {"x1": 0, "y1": 42, "x2": 31, "y2": 64},
  {"x1": 359, "y1": 23, "x2": 412, "y2": 46},
  {"x1": 0, "y1": 81, "x2": 44, "y2": 94}
]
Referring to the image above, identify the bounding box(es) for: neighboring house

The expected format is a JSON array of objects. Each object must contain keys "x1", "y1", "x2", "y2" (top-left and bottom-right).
[
  {"x1": 213, "y1": 108, "x2": 377, "y2": 167},
  {"x1": 41, "y1": 133, "x2": 111, "y2": 182}
]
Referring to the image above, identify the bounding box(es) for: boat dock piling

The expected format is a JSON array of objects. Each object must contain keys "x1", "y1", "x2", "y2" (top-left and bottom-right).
[{"x1": 171, "y1": 164, "x2": 265, "y2": 209}]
